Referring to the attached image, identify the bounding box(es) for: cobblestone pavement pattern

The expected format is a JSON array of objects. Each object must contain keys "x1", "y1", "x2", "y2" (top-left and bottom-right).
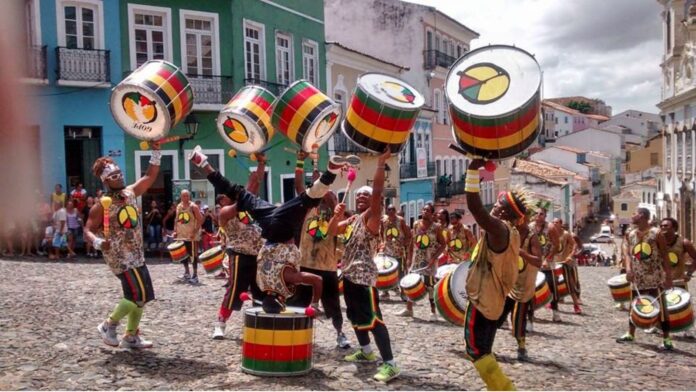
[{"x1": 1, "y1": 257, "x2": 695, "y2": 390}]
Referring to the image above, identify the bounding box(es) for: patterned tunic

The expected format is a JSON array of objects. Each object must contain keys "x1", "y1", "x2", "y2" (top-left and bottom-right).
[
  {"x1": 175, "y1": 202, "x2": 199, "y2": 241},
  {"x1": 509, "y1": 232, "x2": 537, "y2": 303},
  {"x1": 627, "y1": 227, "x2": 665, "y2": 290},
  {"x1": 342, "y1": 214, "x2": 381, "y2": 287},
  {"x1": 299, "y1": 207, "x2": 338, "y2": 271},
  {"x1": 665, "y1": 235, "x2": 686, "y2": 281},
  {"x1": 256, "y1": 243, "x2": 301, "y2": 299},
  {"x1": 411, "y1": 219, "x2": 442, "y2": 276},
  {"x1": 530, "y1": 222, "x2": 552, "y2": 270},
  {"x1": 102, "y1": 188, "x2": 145, "y2": 275},
  {"x1": 381, "y1": 215, "x2": 408, "y2": 260},
  {"x1": 223, "y1": 211, "x2": 264, "y2": 256},
  {"x1": 447, "y1": 223, "x2": 475, "y2": 263}
]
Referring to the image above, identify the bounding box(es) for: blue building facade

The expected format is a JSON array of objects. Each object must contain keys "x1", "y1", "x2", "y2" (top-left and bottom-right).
[
  {"x1": 398, "y1": 118, "x2": 435, "y2": 226},
  {"x1": 25, "y1": 0, "x2": 124, "y2": 195}
]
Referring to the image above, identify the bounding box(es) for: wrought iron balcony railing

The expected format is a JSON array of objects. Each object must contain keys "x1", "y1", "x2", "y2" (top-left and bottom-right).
[
  {"x1": 331, "y1": 132, "x2": 369, "y2": 154},
  {"x1": 424, "y1": 50, "x2": 458, "y2": 70},
  {"x1": 435, "y1": 180, "x2": 465, "y2": 199},
  {"x1": 243, "y1": 78, "x2": 288, "y2": 96},
  {"x1": 188, "y1": 74, "x2": 234, "y2": 105},
  {"x1": 26, "y1": 45, "x2": 47, "y2": 80},
  {"x1": 56, "y1": 47, "x2": 110, "y2": 83},
  {"x1": 400, "y1": 162, "x2": 436, "y2": 179}
]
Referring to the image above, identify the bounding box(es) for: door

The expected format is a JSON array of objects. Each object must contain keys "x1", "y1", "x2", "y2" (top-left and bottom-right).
[
  {"x1": 139, "y1": 154, "x2": 174, "y2": 211},
  {"x1": 64, "y1": 126, "x2": 101, "y2": 194}
]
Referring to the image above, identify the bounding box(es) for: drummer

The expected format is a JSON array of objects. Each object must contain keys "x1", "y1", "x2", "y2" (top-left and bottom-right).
[
  {"x1": 379, "y1": 204, "x2": 412, "y2": 301},
  {"x1": 287, "y1": 151, "x2": 351, "y2": 349},
  {"x1": 531, "y1": 205, "x2": 562, "y2": 323},
  {"x1": 191, "y1": 146, "x2": 348, "y2": 314},
  {"x1": 659, "y1": 217, "x2": 696, "y2": 337},
  {"x1": 397, "y1": 203, "x2": 446, "y2": 321},
  {"x1": 616, "y1": 208, "x2": 674, "y2": 350},
  {"x1": 211, "y1": 157, "x2": 266, "y2": 340},
  {"x1": 497, "y1": 209, "x2": 541, "y2": 361},
  {"x1": 447, "y1": 211, "x2": 477, "y2": 264},
  {"x1": 174, "y1": 189, "x2": 203, "y2": 284},
  {"x1": 553, "y1": 219, "x2": 582, "y2": 314}
]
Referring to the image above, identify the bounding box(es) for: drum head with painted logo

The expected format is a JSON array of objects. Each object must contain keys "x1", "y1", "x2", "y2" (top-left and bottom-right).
[
  {"x1": 357, "y1": 73, "x2": 425, "y2": 110},
  {"x1": 216, "y1": 111, "x2": 268, "y2": 154}
]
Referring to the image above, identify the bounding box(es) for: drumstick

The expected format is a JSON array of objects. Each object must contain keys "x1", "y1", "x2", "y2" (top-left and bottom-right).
[
  {"x1": 139, "y1": 135, "x2": 185, "y2": 150},
  {"x1": 99, "y1": 196, "x2": 112, "y2": 238},
  {"x1": 283, "y1": 147, "x2": 319, "y2": 161},
  {"x1": 340, "y1": 168, "x2": 357, "y2": 204}
]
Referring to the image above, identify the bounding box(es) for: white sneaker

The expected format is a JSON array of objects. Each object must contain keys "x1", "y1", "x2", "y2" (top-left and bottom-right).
[
  {"x1": 396, "y1": 308, "x2": 413, "y2": 317},
  {"x1": 552, "y1": 311, "x2": 562, "y2": 323},
  {"x1": 336, "y1": 332, "x2": 351, "y2": 349},
  {"x1": 212, "y1": 322, "x2": 226, "y2": 340},
  {"x1": 97, "y1": 320, "x2": 119, "y2": 347},
  {"x1": 119, "y1": 331, "x2": 153, "y2": 349},
  {"x1": 644, "y1": 327, "x2": 660, "y2": 335},
  {"x1": 526, "y1": 322, "x2": 534, "y2": 333},
  {"x1": 429, "y1": 313, "x2": 438, "y2": 322}
]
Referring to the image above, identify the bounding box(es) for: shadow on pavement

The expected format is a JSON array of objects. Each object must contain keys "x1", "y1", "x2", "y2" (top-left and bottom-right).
[
  {"x1": 497, "y1": 353, "x2": 570, "y2": 372},
  {"x1": 634, "y1": 342, "x2": 696, "y2": 358},
  {"x1": 99, "y1": 350, "x2": 228, "y2": 380}
]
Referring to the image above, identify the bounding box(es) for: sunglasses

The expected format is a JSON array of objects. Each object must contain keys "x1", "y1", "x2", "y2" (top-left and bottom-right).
[{"x1": 104, "y1": 172, "x2": 123, "y2": 182}]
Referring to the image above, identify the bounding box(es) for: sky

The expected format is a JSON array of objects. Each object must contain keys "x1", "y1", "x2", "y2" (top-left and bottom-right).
[{"x1": 408, "y1": 0, "x2": 664, "y2": 115}]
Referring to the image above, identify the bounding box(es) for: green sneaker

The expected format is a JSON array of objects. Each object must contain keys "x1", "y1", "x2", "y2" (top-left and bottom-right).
[
  {"x1": 615, "y1": 333, "x2": 634, "y2": 343},
  {"x1": 658, "y1": 338, "x2": 674, "y2": 351},
  {"x1": 374, "y1": 363, "x2": 401, "y2": 382},
  {"x1": 343, "y1": 349, "x2": 377, "y2": 362}
]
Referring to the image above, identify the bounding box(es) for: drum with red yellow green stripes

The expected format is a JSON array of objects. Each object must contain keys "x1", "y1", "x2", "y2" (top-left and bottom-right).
[
  {"x1": 445, "y1": 45, "x2": 541, "y2": 160},
  {"x1": 272, "y1": 80, "x2": 341, "y2": 152},
  {"x1": 342, "y1": 73, "x2": 424, "y2": 153},
  {"x1": 241, "y1": 306, "x2": 314, "y2": 376},
  {"x1": 434, "y1": 261, "x2": 470, "y2": 326},
  {"x1": 110, "y1": 60, "x2": 194, "y2": 140},
  {"x1": 216, "y1": 86, "x2": 275, "y2": 154}
]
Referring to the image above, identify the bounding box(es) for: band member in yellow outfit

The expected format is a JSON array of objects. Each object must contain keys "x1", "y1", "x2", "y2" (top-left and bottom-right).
[
  {"x1": 447, "y1": 211, "x2": 477, "y2": 263},
  {"x1": 174, "y1": 189, "x2": 203, "y2": 284},
  {"x1": 380, "y1": 204, "x2": 412, "y2": 300},
  {"x1": 553, "y1": 219, "x2": 582, "y2": 314},
  {"x1": 463, "y1": 159, "x2": 533, "y2": 391}
]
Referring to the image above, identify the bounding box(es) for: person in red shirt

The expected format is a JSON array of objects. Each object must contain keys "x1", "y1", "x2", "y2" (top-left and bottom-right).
[{"x1": 70, "y1": 183, "x2": 88, "y2": 212}]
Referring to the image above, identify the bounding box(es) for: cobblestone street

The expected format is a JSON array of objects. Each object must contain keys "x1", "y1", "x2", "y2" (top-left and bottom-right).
[{"x1": 1, "y1": 257, "x2": 695, "y2": 390}]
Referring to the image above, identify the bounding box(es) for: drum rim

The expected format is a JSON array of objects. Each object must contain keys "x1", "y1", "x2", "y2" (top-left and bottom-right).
[
  {"x1": 339, "y1": 120, "x2": 407, "y2": 154},
  {"x1": 235, "y1": 84, "x2": 278, "y2": 100},
  {"x1": 216, "y1": 109, "x2": 270, "y2": 154},
  {"x1": 665, "y1": 287, "x2": 691, "y2": 308},
  {"x1": 167, "y1": 241, "x2": 185, "y2": 249},
  {"x1": 607, "y1": 274, "x2": 628, "y2": 285},
  {"x1": 631, "y1": 296, "x2": 661, "y2": 317},
  {"x1": 450, "y1": 262, "x2": 470, "y2": 309},
  {"x1": 400, "y1": 273, "x2": 424, "y2": 287},
  {"x1": 298, "y1": 101, "x2": 342, "y2": 151},
  {"x1": 110, "y1": 83, "x2": 173, "y2": 141},
  {"x1": 244, "y1": 306, "x2": 309, "y2": 317},
  {"x1": 200, "y1": 245, "x2": 224, "y2": 257},
  {"x1": 355, "y1": 71, "x2": 425, "y2": 110},
  {"x1": 444, "y1": 44, "x2": 541, "y2": 117}
]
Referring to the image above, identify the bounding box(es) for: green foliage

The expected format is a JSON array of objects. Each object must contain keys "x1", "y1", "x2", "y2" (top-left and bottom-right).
[{"x1": 567, "y1": 101, "x2": 592, "y2": 114}]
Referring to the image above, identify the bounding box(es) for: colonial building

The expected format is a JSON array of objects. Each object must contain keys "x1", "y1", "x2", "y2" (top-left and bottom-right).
[{"x1": 657, "y1": 0, "x2": 696, "y2": 240}]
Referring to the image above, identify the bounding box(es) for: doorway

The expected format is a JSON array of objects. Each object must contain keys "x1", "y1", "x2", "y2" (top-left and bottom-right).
[{"x1": 64, "y1": 126, "x2": 101, "y2": 194}]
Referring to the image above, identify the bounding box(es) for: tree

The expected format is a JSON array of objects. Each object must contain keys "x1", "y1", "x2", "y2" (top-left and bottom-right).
[{"x1": 567, "y1": 101, "x2": 592, "y2": 114}]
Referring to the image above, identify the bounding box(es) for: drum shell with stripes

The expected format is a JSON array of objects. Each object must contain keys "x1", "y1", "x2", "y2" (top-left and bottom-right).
[
  {"x1": 533, "y1": 272, "x2": 551, "y2": 309},
  {"x1": 272, "y1": 80, "x2": 341, "y2": 152},
  {"x1": 400, "y1": 273, "x2": 427, "y2": 302},
  {"x1": 446, "y1": 45, "x2": 541, "y2": 160},
  {"x1": 607, "y1": 274, "x2": 631, "y2": 303},
  {"x1": 375, "y1": 254, "x2": 399, "y2": 290},
  {"x1": 630, "y1": 296, "x2": 660, "y2": 329},
  {"x1": 167, "y1": 241, "x2": 188, "y2": 263},
  {"x1": 664, "y1": 288, "x2": 694, "y2": 332},
  {"x1": 241, "y1": 307, "x2": 314, "y2": 376},
  {"x1": 200, "y1": 245, "x2": 225, "y2": 274},
  {"x1": 110, "y1": 60, "x2": 194, "y2": 141},
  {"x1": 217, "y1": 86, "x2": 275, "y2": 154},
  {"x1": 434, "y1": 261, "x2": 470, "y2": 326},
  {"x1": 342, "y1": 73, "x2": 424, "y2": 153}
]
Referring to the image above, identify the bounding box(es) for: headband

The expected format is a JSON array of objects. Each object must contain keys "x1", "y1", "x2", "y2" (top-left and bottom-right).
[
  {"x1": 498, "y1": 191, "x2": 526, "y2": 219},
  {"x1": 100, "y1": 164, "x2": 120, "y2": 181},
  {"x1": 356, "y1": 185, "x2": 373, "y2": 195}
]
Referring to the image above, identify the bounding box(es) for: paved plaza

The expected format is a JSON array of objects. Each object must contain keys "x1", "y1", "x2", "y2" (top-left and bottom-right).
[{"x1": 1, "y1": 257, "x2": 695, "y2": 390}]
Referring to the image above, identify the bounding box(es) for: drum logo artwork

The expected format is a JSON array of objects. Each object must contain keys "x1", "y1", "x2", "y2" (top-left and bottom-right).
[
  {"x1": 122, "y1": 92, "x2": 157, "y2": 133},
  {"x1": 117, "y1": 205, "x2": 139, "y2": 229},
  {"x1": 457, "y1": 63, "x2": 510, "y2": 105},
  {"x1": 379, "y1": 81, "x2": 416, "y2": 104},
  {"x1": 223, "y1": 117, "x2": 252, "y2": 144}
]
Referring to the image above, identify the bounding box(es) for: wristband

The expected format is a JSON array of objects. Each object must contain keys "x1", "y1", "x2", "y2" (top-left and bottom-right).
[
  {"x1": 149, "y1": 150, "x2": 162, "y2": 166},
  {"x1": 93, "y1": 237, "x2": 105, "y2": 251},
  {"x1": 464, "y1": 170, "x2": 480, "y2": 193},
  {"x1": 296, "y1": 160, "x2": 305, "y2": 169}
]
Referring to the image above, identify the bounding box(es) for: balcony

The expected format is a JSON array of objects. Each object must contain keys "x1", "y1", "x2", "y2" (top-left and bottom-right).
[
  {"x1": 332, "y1": 132, "x2": 369, "y2": 154},
  {"x1": 435, "y1": 180, "x2": 465, "y2": 198},
  {"x1": 56, "y1": 47, "x2": 110, "y2": 84},
  {"x1": 424, "y1": 50, "x2": 457, "y2": 70},
  {"x1": 188, "y1": 74, "x2": 234, "y2": 106},
  {"x1": 244, "y1": 78, "x2": 288, "y2": 96},
  {"x1": 400, "y1": 162, "x2": 436, "y2": 179},
  {"x1": 25, "y1": 45, "x2": 47, "y2": 81}
]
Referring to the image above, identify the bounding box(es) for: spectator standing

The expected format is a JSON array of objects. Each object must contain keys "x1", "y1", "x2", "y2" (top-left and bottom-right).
[
  {"x1": 144, "y1": 200, "x2": 163, "y2": 250},
  {"x1": 51, "y1": 184, "x2": 66, "y2": 208},
  {"x1": 70, "y1": 183, "x2": 88, "y2": 212},
  {"x1": 162, "y1": 204, "x2": 176, "y2": 244},
  {"x1": 65, "y1": 200, "x2": 81, "y2": 257},
  {"x1": 50, "y1": 201, "x2": 67, "y2": 260}
]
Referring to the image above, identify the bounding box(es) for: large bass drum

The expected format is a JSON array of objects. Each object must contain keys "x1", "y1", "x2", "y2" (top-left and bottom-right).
[{"x1": 445, "y1": 45, "x2": 541, "y2": 160}]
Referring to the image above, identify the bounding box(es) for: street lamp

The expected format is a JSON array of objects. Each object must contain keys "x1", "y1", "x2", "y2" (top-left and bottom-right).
[{"x1": 179, "y1": 113, "x2": 199, "y2": 153}]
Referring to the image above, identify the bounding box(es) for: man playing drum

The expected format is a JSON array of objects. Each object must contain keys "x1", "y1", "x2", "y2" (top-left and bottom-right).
[
  {"x1": 174, "y1": 190, "x2": 203, "y2": 284},
  {"x1": 336, "y1": 151, "x2": 400, "y2": 383},
  {"x1": 85, "y1": 149, "x2": 160, "y2": 349},
  {"x1": 553, "y1": 219, "x2": 582, "y2": 314},
  {"x1": 191, "y1": 146, "x2": 348, "y2": 315},
  {"x1": 616, "y1": 208, "x2": 674, "y2": 350},
  {"x1": 463, "y1": 159, "x2": 532, "y2": 391},
  {"x1": 447, "y1": 211, "x2": 477, "y2": 263},
  {"x1": 286, "y1": 152, "x2": 351, "y2": 349},
  {"x1": 497, "y1": 211, "x2": 542, "y2": 361},
  {"x1": 211, "y1": 158, "x2": 266, "y2": 340},
  {"x1": 379, "y1": 204, "x2": 412, "y2": 301},
  {"x1": 397, "y1": 203, "x2": 446, "y2": 321},
  {"x1": 531, "y1": 205, "x2": 563, "y2": 323}
]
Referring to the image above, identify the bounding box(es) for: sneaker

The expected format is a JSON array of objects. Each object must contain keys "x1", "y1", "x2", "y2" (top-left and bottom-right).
[
  {"x1": 517, "y1": 348, "x2": 529, "y2": 362},
  {"x1": 188, "y1": 276, "x2": 199, "y2": 285},
  {"x1": 574, "y1": 304, "x2": 583, "y2": 314},
  {"x1": 97, "y1": 320, "x2": 119, "y2": 347},
  {"x1": 429, "y1": 313, "x2": 438, "y2": 322},
  {"x1": 615, "y1": 333, "x2": 635, "y2": 343},
  {"x1": 379, "y1": 291, "x2": 390, "y2": 300},
  {"x1": 396, "y1": 308, "x2": 413, "y2": 317},
  {"x1": 614, "y1": 302, "x2": 627, "y2": 311},
  {"x1": 336, "y1": 332, "x2": 351, "y2": 349},
  {"x1": 373, "y1": 363, "x2": 401, "y2": 383},
  {"x1": 328, "y1": 156, "x2": 348, "y2": 174},
  {"x1": 552, "y1": 311, "x2": 562, "y2": 323},
  {"x1": 119, "y1": 331, "x2": 153, "y2": 349},
  {"x1": 179, "y1": 272, "x2": 191, "y2": 282},
  {"x1": 658, "y1": 338, "x2": 674, "y2": 351},
  {"x1": 212, "y1": 322, "x2": 225, "y2": 340},
  {"x1": 526, "y1": 322, "x2": 534, "y2": 333},
  {"x1": 343, "y1": 349, "x2": 377, "y2": 362}
]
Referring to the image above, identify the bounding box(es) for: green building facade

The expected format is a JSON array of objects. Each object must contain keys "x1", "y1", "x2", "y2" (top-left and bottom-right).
[{"x1": 119, "y1": 0, "x2": 327, "y2": 208}]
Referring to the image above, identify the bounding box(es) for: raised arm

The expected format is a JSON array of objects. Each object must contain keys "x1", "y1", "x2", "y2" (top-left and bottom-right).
[
  {"x1": 366, "y1": 150, "x2": 391, "y2": 233},
  {"x1": 465, "y1": 159, "x2": 507, "y2": 251},
  {"x1": 246, "y1": 153, "x2": 266, "y2": 195},
  {"x1": 294, "y1": 151, "x2": 308, "y2": 195},
  {"x1": 132, "y1": 148, "x2": 162, "y2": 198}
]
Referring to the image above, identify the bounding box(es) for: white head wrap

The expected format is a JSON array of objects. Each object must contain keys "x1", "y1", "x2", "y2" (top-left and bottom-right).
[{"x1": 355, "y1": 185, "x2": 373, "y2": 195}]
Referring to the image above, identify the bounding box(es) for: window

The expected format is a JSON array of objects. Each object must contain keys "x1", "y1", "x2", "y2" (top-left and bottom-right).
[
  {"x1": 565, "y1": 116, "x2": 569, "y2": 124},
  {"x1": 129, "y1": 5, "x2": 171, "y2": 68},
  {"x1": 244, "y1": 20, "x2": 265, "y2": 80},
  {"x1": 434, "y1": 89, "x2": 443, "y2": 124},
  {"x1": 181, "y1": 12, "x2": 218, "y2": 76},
  {"x1": 25, "y1": 0, "x2": 41, "y2": 46},
  {"x1": 650, "y1": 152, "x2": 659, "y2": 166},
  {"x1": 275, "y1": 32, "x2": 293, "y2": 85},
  {"x1": 302, "y1": 40, "x2": 319, "y2": 86},
  {"x1": 621, "y1": 203, "x2": 628, "y2": 211},
  {"x1": 457, "y1": 44, "x2": 462, "y2": 57},
  {"x1": 63, "y1": 4, "x2": 95, "y2": 49},
  {"x1": 426, "y1": 30, "x2": 433, "y2": 51}
]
